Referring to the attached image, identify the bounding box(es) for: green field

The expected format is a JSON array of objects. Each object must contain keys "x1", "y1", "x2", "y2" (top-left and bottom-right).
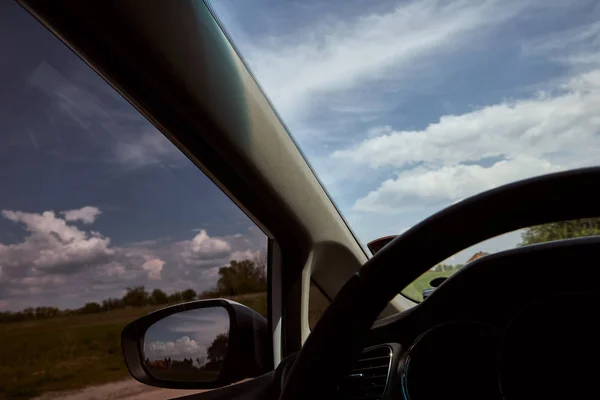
[
  {"x1": 401, "y1": 270, "x2": 457, "y2": 302},
  {"x1": 0, "y1": 277, "x2": 441, "y2": 400},
  {"x1": 0, "y1": 293, "x2": 267, "y2": 400}
]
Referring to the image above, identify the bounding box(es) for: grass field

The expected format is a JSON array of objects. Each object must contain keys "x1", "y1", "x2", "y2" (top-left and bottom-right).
[
  {"x1": 401, "y1": 269, "x2": 458, "y2": 302},
  {"x1": 0, "y1": 276, "x2": 442, "y2": 400},
  {"x1": 0, "y1": 293, "x2": 267, "y2": 400}
]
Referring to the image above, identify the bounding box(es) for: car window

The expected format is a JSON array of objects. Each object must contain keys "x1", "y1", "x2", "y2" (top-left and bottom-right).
[
  {"x1": 402, "y1": 218, "x2": 600, "y2": 302},
  {"x1": 0, "y1": 3, "x2": 267, "y2": 399}
]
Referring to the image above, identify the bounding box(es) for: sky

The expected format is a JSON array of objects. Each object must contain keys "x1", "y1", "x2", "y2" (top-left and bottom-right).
[
  {"x1": 1, "y1": 1, "x2": 599, "y2": 311},
  {"x1": 0, "y1": 2, "x2": 266, "y2": 311},
  {"x1": 144, "y1": 307, "x2": 230, "y2": 364},
  {"x1": 211, "y1": 0, "x2": 600, "y2": 261}
]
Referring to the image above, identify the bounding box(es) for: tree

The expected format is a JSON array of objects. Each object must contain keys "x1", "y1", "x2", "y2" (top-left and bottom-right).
[
  {"x1": 0, "y1": 262, "x2": 270, "y2": 324},
  {"x1": 216, "y1": 259, "x2": 267, "y2": 296},
  {"x1": 432, "y1": 263, "x2": 462, "y2": 272},
  {"x1": 520, "y1": 218, "x2": 600, "y2": 246},
  {"x1": 181, "y1": 289, "x2": 197, "y2": 302},
  {"x1": 34, "y1": 306, "x2": 59, "y2": 318},
  {"x1": 168, "y1": 291, "x2": 183, "y2": 304},
  {"x1": 198, "y1": 289, "x2": 219, "y2": 299},
  {"x1": 80, "y1": 302, "x2": 101, "y2": 314},
  {"x1": 102, "y1": 298, "x2": 124, "y2": 311},
  {"x1": 122, "y1": 286, "x2": 149, "y2": 307},
  {"x1": 206, "y1": 333, "x2": 228, "y2": 368},
  {"x1": 149, "y1": 289, "x2": 169, "y2": 305}
]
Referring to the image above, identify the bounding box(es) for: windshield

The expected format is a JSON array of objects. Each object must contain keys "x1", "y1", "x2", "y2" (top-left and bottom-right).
[{"x1": 209, "y1": 2, "x2": 599, "y2": 252}]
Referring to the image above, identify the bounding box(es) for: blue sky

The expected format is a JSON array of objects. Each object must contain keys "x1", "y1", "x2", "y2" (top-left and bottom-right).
[
  {"x1": 1, "y1": 0, "x2": 599, "y2": 310},
  {"x1": 212, "y1": 0, "x2": 600, "y2": 256}
]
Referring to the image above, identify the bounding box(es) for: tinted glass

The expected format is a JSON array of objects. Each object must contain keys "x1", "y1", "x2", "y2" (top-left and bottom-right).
[{"x1": 0, "y1": 3, "x2": 267, "y2": 398}]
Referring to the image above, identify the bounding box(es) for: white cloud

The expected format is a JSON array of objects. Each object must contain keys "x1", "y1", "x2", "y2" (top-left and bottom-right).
[
  {"x1": 0, "y1": 207, "x2": 141, "y2": 308},
  {"x1": 229, "y1": 249, "x2": 260, "y2": 262},
  {"x1": 61, "y1": 206, "x2": 101, "y2": 224},
  {"x1": 336, "y1": 66, "x2": 600, "y2": 213},
  {"x1": 523, "y1": 20, "x2": 600, "y2": 69},
  {"x1": 0, "y1": 209, "x2": 114, "y2": 271},
  {"x1": 0, "y1": 207, "x2": 266, "y2": 310},
  {"x1": 29, "y1": 61, "x2": 110, "y2": 130},
  {"x1": 28, "y1": 61, "x2": 176, "y2": 170},
  {"x1": 354, "y1": 157, "x2": 558, "y2": 213},
  {"x1": 142, "y1": 256, "x2": 165, "y2": 280},
  {"x1": 335, "y1": 70, "x2": 600, "y2": 169},
  {"x1": 97, "y1": 262, "x2": 126, "y2": 277},
  {"x1": 188, "y1": 230, "x2": 232, "y2": 259},
  {"x1": 114, "y1": 131, "x2": 177, "y2": 168},
  {"x1": 168, "y1": 308, "x2": 230, "y2": 339},
  {"x1": 145, "y1": 336, "x2": 202, "y2": 359},
  {"x1": 244, "y1": 0, "x2": 535, "y2": 120}
]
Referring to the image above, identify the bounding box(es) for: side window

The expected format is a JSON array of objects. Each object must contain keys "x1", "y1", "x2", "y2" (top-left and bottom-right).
[{"x1": 0, "y1": 3, "x2": 267, "y2": 399}]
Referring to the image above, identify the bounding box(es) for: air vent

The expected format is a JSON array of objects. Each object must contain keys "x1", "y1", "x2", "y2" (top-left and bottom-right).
[{"x1": 338, "y1": 345, "x2": 392, "y2": 400}]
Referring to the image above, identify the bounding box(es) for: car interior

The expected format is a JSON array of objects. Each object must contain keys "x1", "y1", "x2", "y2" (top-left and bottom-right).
[{"x1": 18, "y1": 1, "x2": 600, "y2": 400}]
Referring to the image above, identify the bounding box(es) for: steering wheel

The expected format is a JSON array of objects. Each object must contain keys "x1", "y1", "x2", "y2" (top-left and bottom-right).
[{"x1": 280, "y1": 167, "x2": 600, "y2": 400}]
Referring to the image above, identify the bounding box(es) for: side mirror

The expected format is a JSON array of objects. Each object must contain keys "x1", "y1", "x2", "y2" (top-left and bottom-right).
[
  {"x1": 367, "y1": 235, "x2": 398, "y2": 254},
  {"x1": 121, "y1": 299, "x2": 271, "y2": 389},
  {"x1": 422, "y1": 277, "x2": 448, "y2": 300}
]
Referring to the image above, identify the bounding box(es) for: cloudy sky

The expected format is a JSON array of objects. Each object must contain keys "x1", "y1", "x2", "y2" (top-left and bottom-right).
[
  {"x1": 211, "y1": 0, "x2": 600, "y2": 257},
  {"x1": 144, "y1": 307, "x2": 230, "y2": 363},
  {"x1": 1, "y1": 1, "x2": 599, "y2": 310},
  {"x1": 0, "y1": 2, "x2": 266, "y2": 311}
]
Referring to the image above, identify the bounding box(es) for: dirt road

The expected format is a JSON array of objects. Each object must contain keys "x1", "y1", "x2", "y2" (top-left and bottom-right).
[{"x1": 33, "y1": 378, "x2": 205, "y2": 400}]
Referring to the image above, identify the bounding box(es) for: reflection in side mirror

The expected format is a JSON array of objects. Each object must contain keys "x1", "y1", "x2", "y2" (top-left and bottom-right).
[
  {"x1": 143, "y1": 307, "x2": 230, "y2": 383},
  {"x1": 121, "y1": 299, "x2": 270, "y2": 390}
]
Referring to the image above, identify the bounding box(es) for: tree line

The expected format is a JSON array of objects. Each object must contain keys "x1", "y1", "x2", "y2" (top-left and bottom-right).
[
  {"x1": 145, "y1": 332, "x2": 229, "y2": 375},
  {"x1": 2, "y1": 219, "x2": 598, "y2": 323},
  {"x1": 432, "y1": 263, "x2": 464, "y2": 273},
  {"x1": 519, "y1": 218, "x2": 600, "y2": 246},
  {"x1": 427, "y1": 219, "x2": 600, "y2": 276},
  {"x1": 0, "y1": 259, "x2": 266, "y2": 324}
]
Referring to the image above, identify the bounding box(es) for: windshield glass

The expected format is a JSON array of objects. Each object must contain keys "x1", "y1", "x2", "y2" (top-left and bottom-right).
[{"x1": 209, "y1": 2, "x2": 599, "y2": 255}]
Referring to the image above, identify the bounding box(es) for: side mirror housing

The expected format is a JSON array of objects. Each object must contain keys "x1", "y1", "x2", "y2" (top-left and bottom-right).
[
  {"x1": 367, "y1": 235, "x2": 398, "y2": 254},
  {"x1": 121, "y1": 299, "x2": 271, "y2": 389},
  {"x1": 422, "y1": 277, "x2": 448, "y2": 300}
]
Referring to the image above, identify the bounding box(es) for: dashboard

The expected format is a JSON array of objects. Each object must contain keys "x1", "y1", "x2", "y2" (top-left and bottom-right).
[{"x1": 360, "y1": 237, "x2": 600, "y2": 400}]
